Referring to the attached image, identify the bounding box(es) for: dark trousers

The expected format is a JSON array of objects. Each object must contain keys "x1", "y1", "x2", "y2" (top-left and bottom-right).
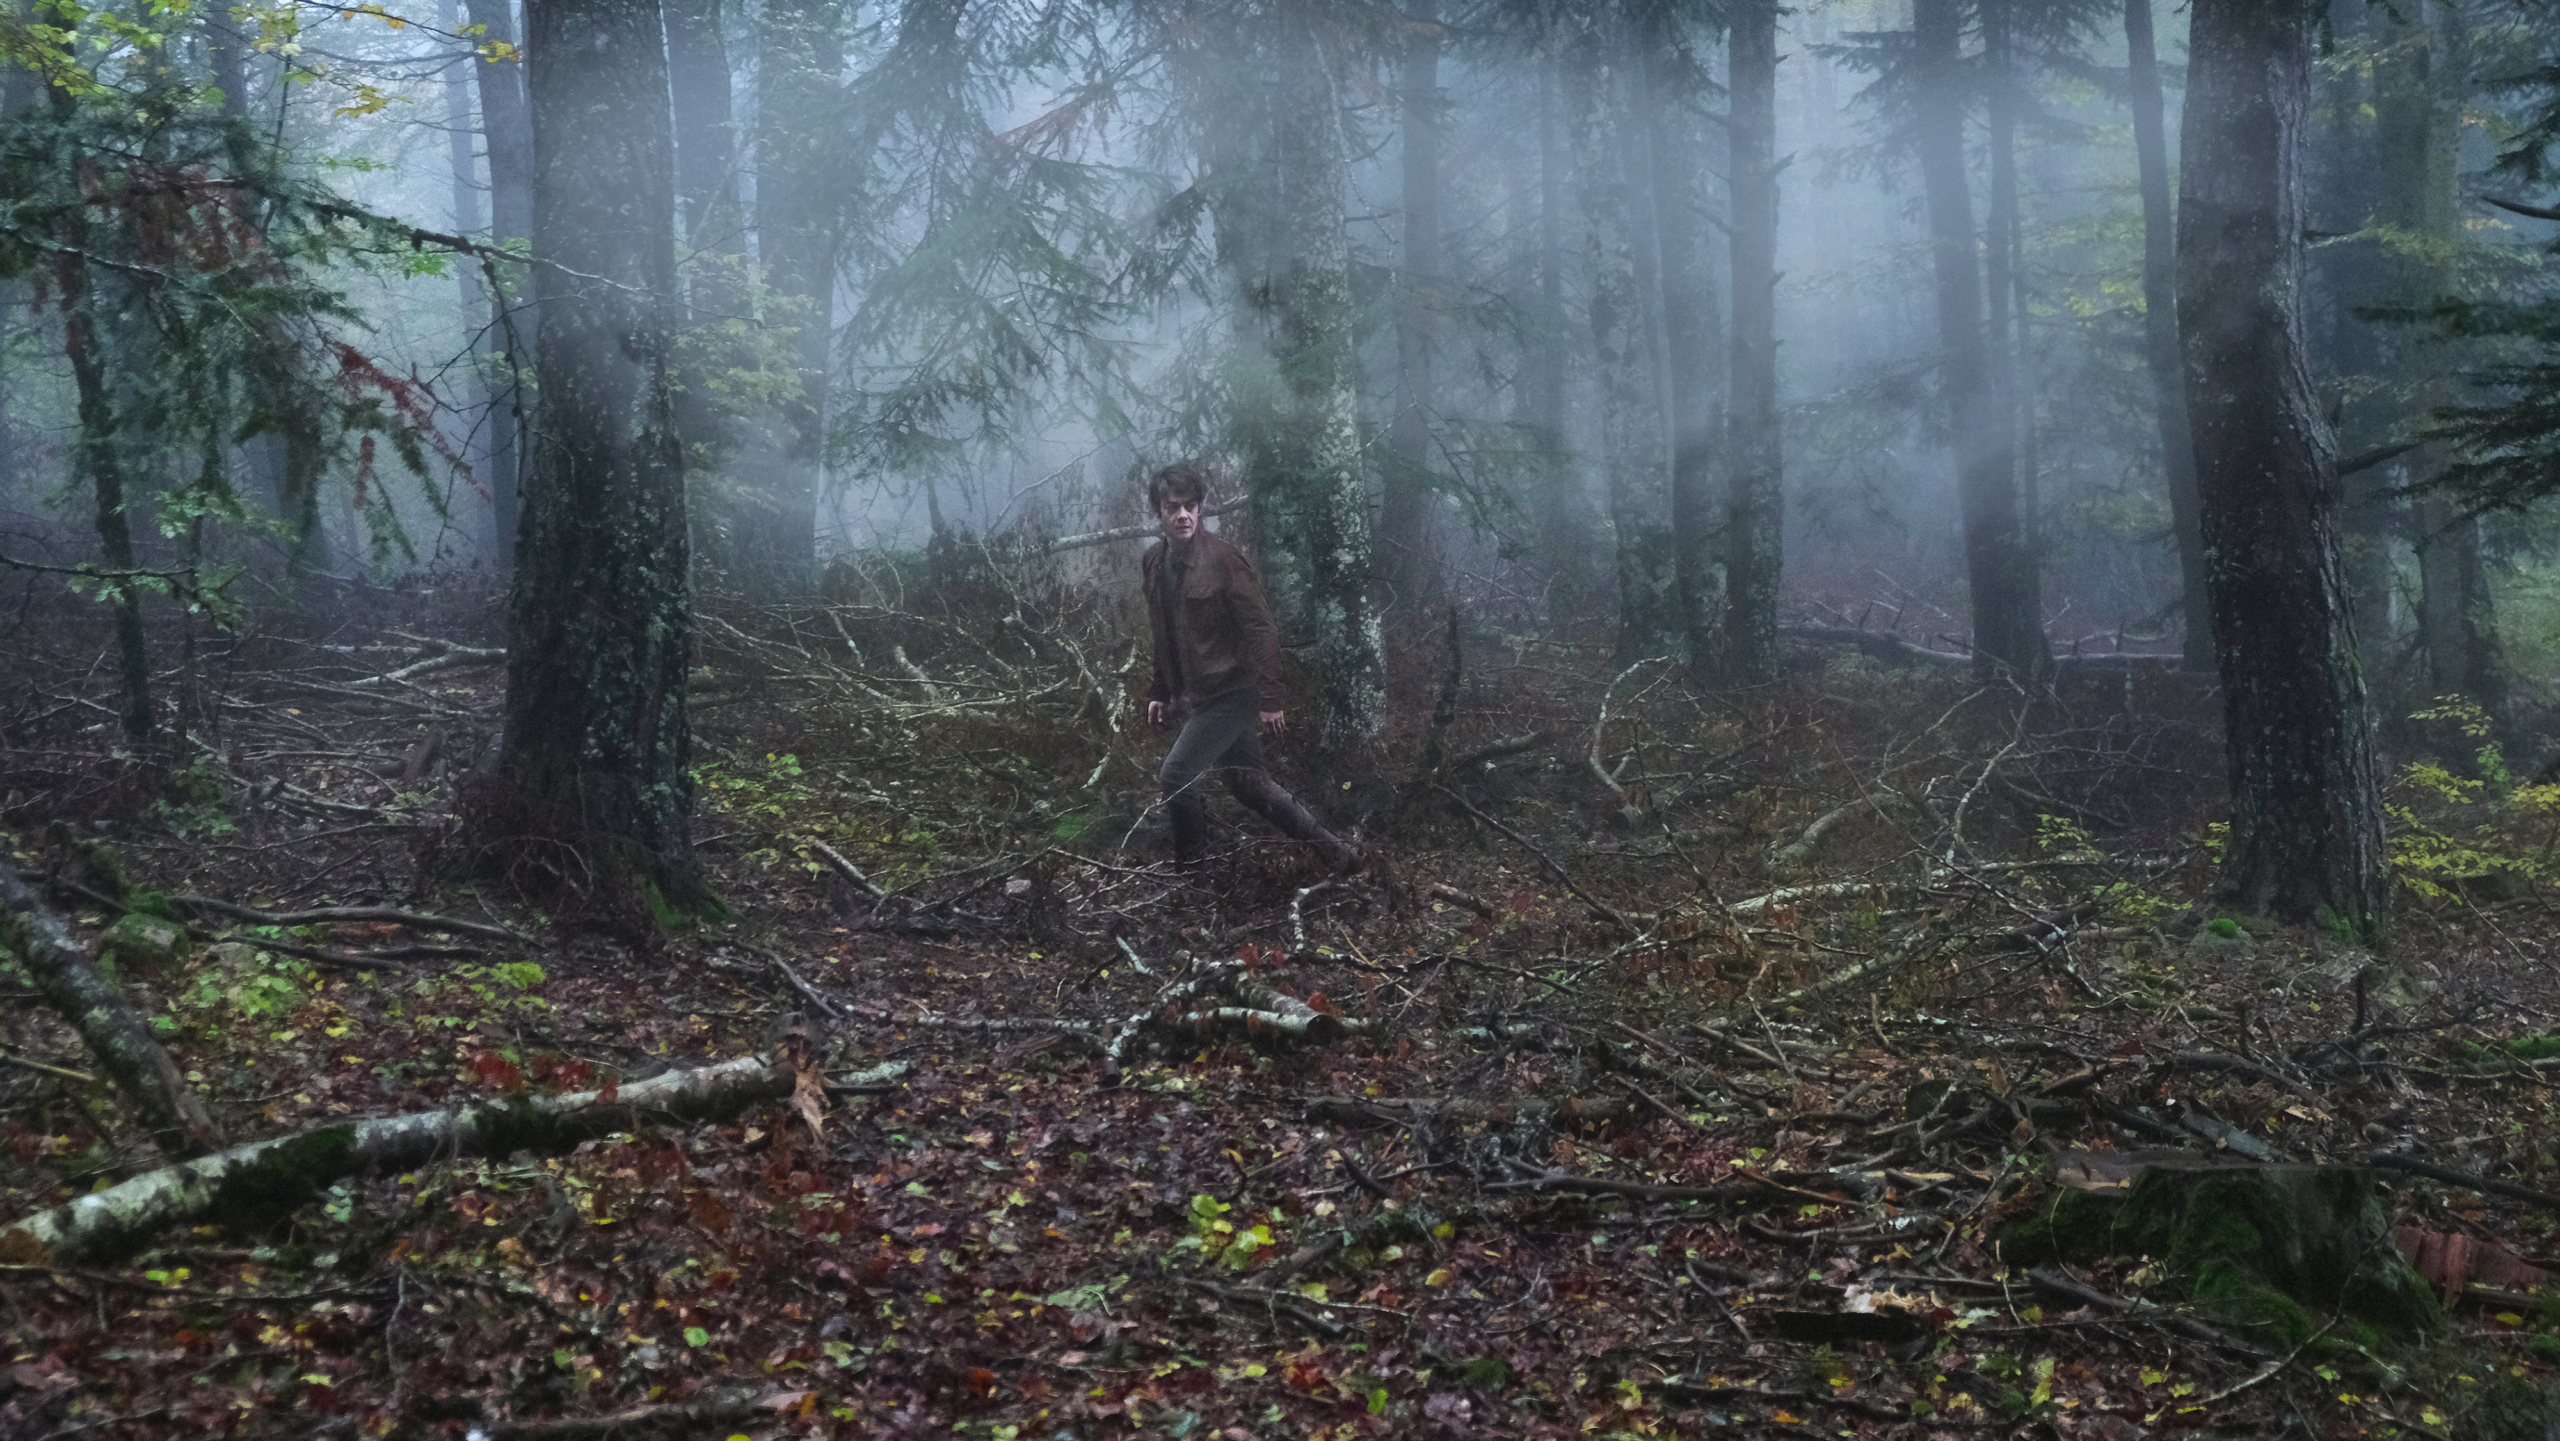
[{"x1": 1158, "y1": 690, "x2": 1345, "y2": 865}]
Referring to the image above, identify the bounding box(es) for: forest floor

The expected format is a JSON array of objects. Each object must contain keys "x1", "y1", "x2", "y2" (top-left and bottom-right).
[{"x1": 7, "y1": 573, "x2": 2560, "y2": 1441}]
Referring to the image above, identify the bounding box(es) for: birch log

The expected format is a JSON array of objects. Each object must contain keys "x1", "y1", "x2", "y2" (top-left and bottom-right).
[{"x1": 4, "y1": 1055, "x2": 908, "y2": 1263}]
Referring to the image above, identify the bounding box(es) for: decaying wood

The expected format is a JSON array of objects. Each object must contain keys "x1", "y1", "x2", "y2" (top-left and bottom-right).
[
  {"x1": 0, "y1": 867, "x2": 218, "y2": 1157},
  {"x1": 3, "y1": 1055, "x2": 909, "y2": 1264}
]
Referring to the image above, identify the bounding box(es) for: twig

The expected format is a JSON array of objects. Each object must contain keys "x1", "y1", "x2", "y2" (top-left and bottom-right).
[
  {"x1": 0, "y1": 1048, "x2": 99, "y2": 1085},
  {"x1": 1431, "y1": 784, "x2": 1643, "y2": 940},
  {"x1": 804, "y1": 838, "x2": 886, "y2": 900}
]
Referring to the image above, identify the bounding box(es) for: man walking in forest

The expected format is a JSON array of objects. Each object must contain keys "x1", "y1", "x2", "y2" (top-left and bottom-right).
[{"x1": 1142, "y1": 462, "x2": 1364, "y2": 875}]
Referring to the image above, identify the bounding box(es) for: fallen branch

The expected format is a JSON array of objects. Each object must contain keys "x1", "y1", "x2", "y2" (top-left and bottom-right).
[
  {"x1": 1433, "y1": 784, "x2": 1644, "y2": 939},
  {"x1": 804, "y1": 838, "x2": 886, "y2": 900},
  {"x1": 2365, "y1": 1151, "x2": 2560, "y2": 1212},
  {"x1": 0, "y1": 867, "x2": 219, "y2": 1157},
  {"x1": 171, "y1": 897, "x2": 518, "y2": 944},
  {"x1": 2, "y1": 1054, "x2": 909, "y2": 1264},
  {"x1": 346, "y1": 641, "x2": 503, "y2": 690}
]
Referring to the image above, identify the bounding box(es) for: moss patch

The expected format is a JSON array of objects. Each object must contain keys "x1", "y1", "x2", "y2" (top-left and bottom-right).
[{"x1": 2001, "y1": 1161, "x2": 2440, "y2": 1347}]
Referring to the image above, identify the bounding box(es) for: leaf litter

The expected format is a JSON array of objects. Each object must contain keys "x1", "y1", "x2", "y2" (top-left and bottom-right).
[{"x1": 5, "y1": 590, "x2": 2560, "y2": 1438}]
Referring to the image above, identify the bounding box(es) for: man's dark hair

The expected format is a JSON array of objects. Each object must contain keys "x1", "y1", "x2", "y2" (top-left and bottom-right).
[{"x1": 1147, "y1": 461, "x2": 1210, "y2": 514}]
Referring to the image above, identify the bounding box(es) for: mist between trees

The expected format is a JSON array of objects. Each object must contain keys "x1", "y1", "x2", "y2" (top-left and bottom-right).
[
  {"x1": 18, "y1": 0, "x2": 2560, "y2": 919},
  {"x1": 25, "y1": 5, "x2": 2560, "y2": 1437}
]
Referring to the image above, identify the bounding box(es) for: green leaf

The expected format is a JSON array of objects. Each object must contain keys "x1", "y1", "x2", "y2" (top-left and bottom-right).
[{"x1": 682, "y1": 1326, "x2": 711, "y2": 1347}]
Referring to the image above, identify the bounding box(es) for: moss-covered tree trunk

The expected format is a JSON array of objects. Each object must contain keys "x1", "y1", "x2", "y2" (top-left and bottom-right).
[
  {"x1": 490, "y1": 0, "x2": 700, "y2": 909},
  {"x1": 0, "y1": 868, "x2": 216, "y2": 1157},
  {"x1": 2179, "y1": 0, "x2": 2387, "y2": 933},
  {"x1": 1204, "y1": 17, "x2": 1386, "y2": 751}
]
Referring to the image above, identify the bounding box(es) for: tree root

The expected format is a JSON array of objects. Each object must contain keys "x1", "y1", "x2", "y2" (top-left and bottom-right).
[{"x1": 3, "y1": 1055, "x2": 908, "y2": 1264}]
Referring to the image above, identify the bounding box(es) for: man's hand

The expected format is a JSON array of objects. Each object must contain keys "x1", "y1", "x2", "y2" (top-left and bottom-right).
[
  {"x1": 1261, "y1": 710, "x2": 1286, "y2": 734},
  {"x1": 1147, "y1": 700, "x2": 1168, "y2": 730}
]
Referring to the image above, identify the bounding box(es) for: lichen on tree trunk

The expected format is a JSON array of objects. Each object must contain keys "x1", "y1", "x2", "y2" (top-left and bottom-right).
[
  {"x1": 0, "y1": 867, "x2": 217, "y2": 1157},
  {"x1": 484, "y1": 0, "x2": 702, "y2": 910}
]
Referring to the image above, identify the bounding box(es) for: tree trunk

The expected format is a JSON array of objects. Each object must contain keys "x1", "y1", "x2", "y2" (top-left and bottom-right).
[
  {"x1": 5, "y1": 1053, "x2": 904, "y2": 1264},
  {"x1": 2374, "y1": 5, "x2": 2500, "y2": 715},
  {"x1": 467, "y1": 0, "x2": 533, "y2": 573},
  {"x1": 2179, "y1": 0, "x2": 2386, "y2": 933},
  {"x1": 1912, "y1": 0, "x2": 2044, "y2": 682},
  {"x1": 1568, "y1": 42, "x2": 1676, "y2": 660},
  {"x1": 1522, "y1": 59, "x2": 1587, "y2": 621},
  {"x1": 1644, "y1": 36, "x2": 1725, "y2": 678},
  {"x1": 0, "y1": 868, "x2": 217, "y2": 1158},
  {"x1": 47, "y1": 130, "x2": 152, "y2": 740},
  {"x1": 1381, "y1": 0, "x2": 1440, "y2": 622},
  {"x1": 664, "y1": 0, "x2": 741, "y2": 494},
  {"x1": 2126, "y1": 0, "x2": 2210, "y2": 671},
  {"x1": 440, "y1": 0, "x2": 499, "y2": 558},
  {"x1": 745, "y1": 0, "x2": 842, "y2": 596},
  {"x1": 1723, "y1": 0, "x2": 1784, "y2": 687},
  {"x1": 1982, "y1": 0, "x2": 2033, "y2": 547},
  {"x1": 1231, "y1": 24, "x2": 1385, "y2": 749},
  {"x1": 490, "y1": 0, "x2": 700, "y2": 909}
]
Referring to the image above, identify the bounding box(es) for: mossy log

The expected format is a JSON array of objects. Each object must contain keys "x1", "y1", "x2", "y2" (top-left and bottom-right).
[
  {"x1": 3, "y1": 1054, "x2": 909, "y2": 1264},
  {"x1": 0, "y1": 865, "x2": 218, "y2": 1157},
  {"x1": 2003, "y1": 1157, "x2": 2440, "y2": 1346}
]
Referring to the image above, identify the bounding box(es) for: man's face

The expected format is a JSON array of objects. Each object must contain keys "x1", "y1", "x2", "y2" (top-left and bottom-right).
[{"x1": 1158, "y1": 495, "x2": 1202, "y2": 542}]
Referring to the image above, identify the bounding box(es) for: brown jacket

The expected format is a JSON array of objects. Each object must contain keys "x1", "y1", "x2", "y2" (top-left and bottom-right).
[{"x1": 1143, "y1": 531, "x2": 1284, "y2": 710}]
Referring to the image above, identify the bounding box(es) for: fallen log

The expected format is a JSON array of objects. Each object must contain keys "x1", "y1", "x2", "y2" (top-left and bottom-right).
[
  {"x1": 0, "y1": 866, "x2": 218, "y2": 1157},
  {"x1": 2, "y1": 1054, "x2": 909, "y2": 1264}
]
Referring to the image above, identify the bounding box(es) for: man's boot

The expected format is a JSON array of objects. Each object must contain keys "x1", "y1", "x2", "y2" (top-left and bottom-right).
[
  {"x1": 1232, "y1": 771, "x2": 1365, "y2": 874},
  {"x1": 1167, "y1": 793, "x2": 1211, "y2": 871}
]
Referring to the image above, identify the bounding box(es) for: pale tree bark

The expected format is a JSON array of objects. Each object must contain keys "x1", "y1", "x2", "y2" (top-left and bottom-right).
[
  {"x1": 1201, "y1": 18, "x2": 1386, "y2": 750},
  {"x1": 1258, "y1": 27, "x2": 1384, "y2": 748},
  {"x1": 1912, "y1": 0, "x2": 2044, "y2": 682},
  {"x1": 1643, "y1": 34, "x2": 1725, "y2": 677},
  {"x1": 1382, "y1": 0, "x2": 1442, "y2": 622},
  {"x1": 1568, "y1": 39, "x2": 1676, "y2": 660},
  {"x1": 5, "y1": 1053, "x2": 904, "y2": 1264},
  {"x1": 1723, "y1": 0, "x2": 1784, "y2": 687},
  {"x1": 2179, "y1": 0, "x2": 2386, "y2": 932},
  {"x1": 2126, "y1": 0, "x2": 2210, "y2": 671},
  {"x1": 489, "y1": 0, "x2": 700, "y2": 908},
  {"x1": 465, "y1": 0, "x2": 533, "y2": 572}
]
